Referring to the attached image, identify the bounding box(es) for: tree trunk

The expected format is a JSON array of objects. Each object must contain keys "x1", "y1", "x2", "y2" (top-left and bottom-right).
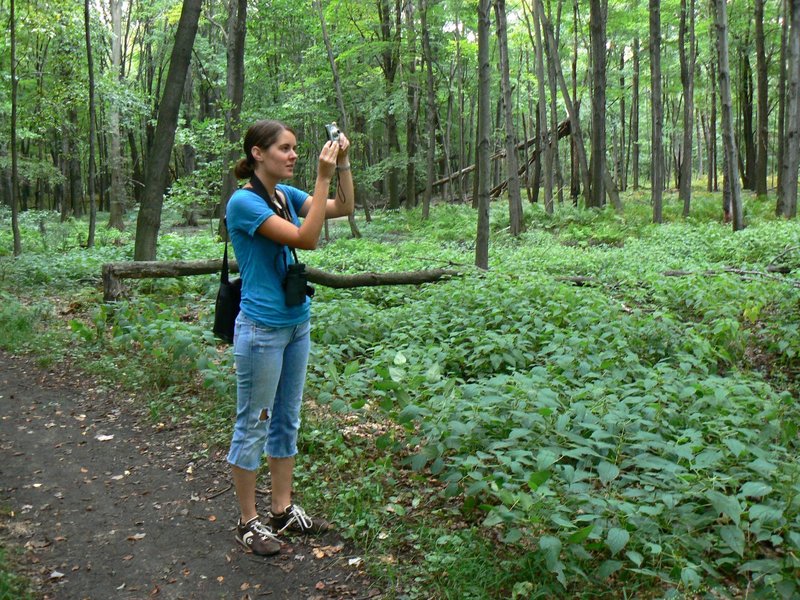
[
  {"x1": 495, "y1": 0, "x2": 524, "y2": 233},
  {"x1": 404, "y1": 0, "x2": 420, "y2": 210},
  {"x1": 739, "y1": 52, "x2": 756, "y2": 191},
  {"x1": 85, "y1": 0, "x2": 97, "y2": 247},
  {"x1": 530, "y1": 0, "x2": 552, "y2": 214},
  {"x1": 475, "y1": 0, "x2": 491, "y2": 270},
  {"x1": 379, "y1": 0, "x2": 402, "y2": 210},
  {"x1": 538, "y1": 0, "x2": 591, "y2": 207},
  {"x1": 316, "y1": 0, "x2": 362, "y2": 235},
  {"x1": 778, "y1": 0, "x2": 800, "y2": 218},
  {"x1": 421, "y1": 0, "x2": 437, "y2": 219},
  {"x1": 570, "y1": 0, "x2": 580, "y2": 203},
  {"x1": 589, "y1": 0, "x2": 606, "y2": 208},
  {"x1": 133, "y1": 0, "x2": 202, "y2": 261},
  {"x1": 709, "y1": 53, "x2": 719, "y2": 193},
  {"x1": 108, "y1": 0, "x2": 126, "y2": 230},
  {"x1": 714, "y1": 0, "x2": 744, "y2": 229},
  {"x1": 650, "y1": 0, "x2": 664, "y2": 223},
  {"x1": 754, "y1": 0, "x2": 769, "y2": 199},
  {"x1": 632, "y1": 36, "x2": 640, "y2": 190},
  {"x1": 68, "y1": 108, "x2": 84, "y2": 219},
  {"x1": 618, "y1": 48, "x2": 626, "y2": 191},
  {"x1": 777, "y1": 0, "x2": 789, "y2": 198},
  {"x1": 679, "y1": 0, "x2": 695, "y2": 216},
  {"x1": 219, "y1": 0, "x2": 247, "y2": 240},
  {"x1": 10, "y1": 0, "x2": 21, "y2": 256}
]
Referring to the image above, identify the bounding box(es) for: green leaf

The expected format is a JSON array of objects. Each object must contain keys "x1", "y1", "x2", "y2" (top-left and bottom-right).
[
  {"x1": 567, "y1": 524, "x2": 594, "y2": 545},
  {"x1": 527, "y1": 470, "x2": 551, "y2": 490},
  {"x1": 393, "y1": 352, "x2": 407, "y2": 365},
  {"x1": 597, "y1": 461, "x2": 620, "y2": 485},
  {"x1": 681, "y1": 566, "x2": 701, "y2": 589},
  {"x1": 536, "y1": 449, "x2": 559, "y2": 470},
  {"x1": 598, "y1": 560, "x2": 623, "y2": 579},
  {"x1": 740, "y1": 481, "x2": 773, "y2": 498},
  {"x1": 706, "y1": 490, "x2": 742, "y2": 525},
  {"x1": 605, "y1": 527, "x2": 630, "y2": 556},
  {"x1": 410, "y1": 453, "x2": 428, "y2": 472},
  {"x1": 719, "y1": 525, "x2": 745, "y2": 557},
  {"x1": 538, "y1": 535, "x2": 561, "y2": 570},
  {"x1": 626, "y1": 550, "x2": 644, "y2": 567}
]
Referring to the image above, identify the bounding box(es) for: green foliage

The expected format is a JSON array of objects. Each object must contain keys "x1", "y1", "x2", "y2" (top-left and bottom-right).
[
  {"x1": 2, "y1": 193, "x2": 800, "y2": 598},
  {"x1": 0, "y1": 545, "x2": 33, "y2": 600}
]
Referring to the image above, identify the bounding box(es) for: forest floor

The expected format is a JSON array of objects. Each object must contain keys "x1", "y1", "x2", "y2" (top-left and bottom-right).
[{"x1": 0, "y1": 350, "x2": 382, "y2": 600}]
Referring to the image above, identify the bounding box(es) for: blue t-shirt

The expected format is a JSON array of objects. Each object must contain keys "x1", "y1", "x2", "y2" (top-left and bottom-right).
[{"x1": 226, "y1": 184, "x2": 311, "y2": 327}]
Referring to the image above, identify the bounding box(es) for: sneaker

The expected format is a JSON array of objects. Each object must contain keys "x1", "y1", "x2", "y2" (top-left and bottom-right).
[
  {"x1": 269, "y1": 504, "x2": 331, "y2": 535},
  {"x1": 235, "y1": 517, "x2": 281, "y2": 556}
]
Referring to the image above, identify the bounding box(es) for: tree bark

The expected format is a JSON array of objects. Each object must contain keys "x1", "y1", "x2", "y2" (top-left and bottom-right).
[
  {"x1": 778, "y1": 0, "x2": 800, "y2": 218},
  {"x1": 10, "y1": 0, "x2": 21, "y2": 256},
  {"x1": 404, "y1": 0, "x2": 420, "y2": 210},
  {"x1": 679, "y1": 0, "x2": 695, "y2": 216},
  {"x1": 650, "y1": 0, "x2": 664, "y2": 223},
  {"x1": 754, "y1": 0, "x2": 769, "y2": 199},
  {"x1": 632, "y1": 36, "x2": 640, "y2": 190},
  {"x1": 475, "y1": 0, "x2": 491, "y2": 270},
  {"x1": 316, "y1": 0, "x2": 362, "y2": 236},
  {"x1": 537, "y1": 0, "x2": 591, "y2": 207},
  {"x1": 589, "y1": 0, "x2": 606, "y2": 208},
  {"x1": 776, "y1": 0, "x2": 789, "y2": 198},
  {"x1": 85, "y1": 0, "x2": 98, "y2": 247},
  {"x1": 495, "y1": 0, "x2": 524, "y2": 233},
  {"x1": 219, "y1": 0, "x2": 247, "y2": 239},
  {"x1": 714, "y1": 0, "x2": 744, "y2": 229},
  {"x1": 108, "y1": 0, "x2": 126, "y2": 231},
  {"x1": 421, "y1": 0, "x2": 437, "y2": 219},
  {"x1": 133, "y1": 0, "x2": 202, "y2": 261},
  {"x1": 102, "y1": 260, "x2": 460, "y2": 302},
  {"x1": 531, "y1": 0, "x2": 552, "y2": 214}
]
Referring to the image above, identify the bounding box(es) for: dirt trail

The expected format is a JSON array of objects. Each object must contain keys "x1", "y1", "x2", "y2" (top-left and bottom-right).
[{"x1": 0, "y1": 351, "x2": 379, "y2": 600}]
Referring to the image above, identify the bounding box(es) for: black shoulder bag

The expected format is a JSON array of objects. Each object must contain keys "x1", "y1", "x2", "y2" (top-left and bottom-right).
[{"x1": 212, "y1": 223, "x2": 242, "y2": 344}]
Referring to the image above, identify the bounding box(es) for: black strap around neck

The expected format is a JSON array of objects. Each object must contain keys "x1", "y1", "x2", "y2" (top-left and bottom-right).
[{"x1": 247, "y1": 176, "x2": 300, "y2": 266}]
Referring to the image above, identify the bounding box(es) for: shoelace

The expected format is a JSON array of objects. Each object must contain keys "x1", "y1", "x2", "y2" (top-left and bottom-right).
[
  {"x1": 279, "y1": 505, "x2": 314, "y2": 533},
  {"x1": 249, "y1": 519, "x2": 280, "y2": 542}
]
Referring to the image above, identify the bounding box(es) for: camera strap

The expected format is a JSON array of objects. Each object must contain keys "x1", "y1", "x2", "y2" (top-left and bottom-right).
[{"x1": 248, "y1": 175, "x2": 301, "y2": 268}]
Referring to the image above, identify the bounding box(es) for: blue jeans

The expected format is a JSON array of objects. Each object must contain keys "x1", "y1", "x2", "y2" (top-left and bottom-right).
[{"x1": 226, "y1": 312, "x2": 311, "y2": 471}]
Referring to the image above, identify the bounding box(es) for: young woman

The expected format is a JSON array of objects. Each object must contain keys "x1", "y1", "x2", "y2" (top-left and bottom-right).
[{"x1": 225, "y1": 120, "x2": 354, "y2": 556}]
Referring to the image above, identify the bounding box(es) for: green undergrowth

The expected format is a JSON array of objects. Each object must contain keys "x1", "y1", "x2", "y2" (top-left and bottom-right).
[{"x1": 0, "y1": 191, "x2": 799, "y2": 598}]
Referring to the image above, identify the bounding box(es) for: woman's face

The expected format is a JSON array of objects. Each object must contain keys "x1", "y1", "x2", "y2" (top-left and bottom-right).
[{"x1": 258, "y1": 129, "x2": 298, "y2": 180}]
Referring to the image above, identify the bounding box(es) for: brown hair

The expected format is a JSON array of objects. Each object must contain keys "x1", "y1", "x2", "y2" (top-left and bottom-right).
[{"x1": 233, "y1": 120, "x2": 296, "y2": 179}]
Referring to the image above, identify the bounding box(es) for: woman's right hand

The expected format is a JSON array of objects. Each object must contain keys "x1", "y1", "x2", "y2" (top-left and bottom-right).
[{"x1": 317, "y1": 141, "x2": 339, "y2": 181}]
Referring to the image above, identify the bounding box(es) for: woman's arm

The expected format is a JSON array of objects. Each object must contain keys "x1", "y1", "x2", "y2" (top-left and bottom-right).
[
  {"x1": 300, "y1": 132, "x2": 355, "y2": 220},
  {"x1": 255, "y1": 141, "x2": 339, "y2": 250}
]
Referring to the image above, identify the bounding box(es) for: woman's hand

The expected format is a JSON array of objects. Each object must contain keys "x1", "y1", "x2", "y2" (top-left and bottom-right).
[
  {"x1": 317, "y1": 141, "x2": 339, "y2": 181},
  {"x1": 336, "y1": 133, "x2": 351, "y2": 164}
]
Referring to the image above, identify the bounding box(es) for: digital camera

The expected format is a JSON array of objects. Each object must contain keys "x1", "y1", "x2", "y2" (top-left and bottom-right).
[{"x1": 325, "y1": 122, "x2": 341, "y2": 144}]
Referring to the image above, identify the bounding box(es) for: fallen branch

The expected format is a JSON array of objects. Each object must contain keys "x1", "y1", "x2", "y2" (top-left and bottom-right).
[
  {"x1": 663, "y1": 267, "x2": 799, "y2": 287},
  {"x1": 102, "y1": 260, "x2": 461, "y2": 301}
]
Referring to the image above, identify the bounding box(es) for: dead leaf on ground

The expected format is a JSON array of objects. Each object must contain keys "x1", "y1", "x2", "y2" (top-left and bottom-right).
[{"x1": 127, "y1": 533, "x2": 146, "y2": 541}]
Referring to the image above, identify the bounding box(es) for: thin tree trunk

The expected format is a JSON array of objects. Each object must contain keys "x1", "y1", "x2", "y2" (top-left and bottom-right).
[
  {"x1": 421, "y1": 0, "x2": 437, "y2": 219},
  {"x1": 10, "y1": 0, "x2": 21, "y2": 255},
  {"x1": 495, "y1": 0, "x2": 523, "y2": 233},
  {"x1": 475, "y1": 0, "x2": 491, "y2": 269},
  {"x1": 779, "y1": 0, "x2": 800, "y2": 218},
  {"x1": 537, "y1": 0, "x2": 591, "y2": 207},
  {"x1": 777, "y1": 0, "x2": 789, "y2": 198},
  {"x1": 219, "y1": 0, "x2": 247, "y2": 240},
  {"x1": 108, "y1": 0, "x2": 126, "y2": 230},
  {"x1": 404, "y1": 0, "x2": 420, "y2": 210},
  {"x1": 650, "y1": 0, "x2": 664, "y2": 223},
  {"x1": 619, "y1": 48, "x2": 626, "y2": 191},
  {"x1": 531, "y1": 0, "x2": 552, "y2": 213},
  {"x1": 679, "y1": 0, "x2": 695, "y2": 216},
  {"x1": 85, "y1": 0, "x2": 98, "y2": 247},
  {"x1": 754, "y1": 0, "x2": 769, "y2": 199},
  {"x1": 134, "y1": 0, "x2": 202, "y2": 261},
  {"x1": 589, "y1": 0, "x2": 606, "y2": 208},
  {"x1": 632, "y1": 36, "x2": 640, "y2": 190},
  {"x1": 316, "y1": 0, "x2": 362, "y2": 235},
  {"x1": 714, "y1": 0, "x2": 744, "y2": 229}
]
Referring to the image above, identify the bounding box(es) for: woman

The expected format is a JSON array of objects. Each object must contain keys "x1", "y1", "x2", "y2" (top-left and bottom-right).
[{"x1": 225, "y1": 120, "x2": 354, "y2": 556}]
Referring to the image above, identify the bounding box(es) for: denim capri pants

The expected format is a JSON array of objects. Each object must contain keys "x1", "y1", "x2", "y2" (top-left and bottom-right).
[{"x1": 226, "y1": 312, "x2": 311, "y2": 471}]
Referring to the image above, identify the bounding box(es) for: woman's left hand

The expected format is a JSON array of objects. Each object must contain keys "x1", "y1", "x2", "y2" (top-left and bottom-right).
[{"x1": 336, "y1": 132, "x2": 350, "y2": 162}]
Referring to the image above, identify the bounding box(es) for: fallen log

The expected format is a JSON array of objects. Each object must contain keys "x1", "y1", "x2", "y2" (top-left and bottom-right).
[{"x1": 102, "y1": 260, "x2": 460, "y2": 301}]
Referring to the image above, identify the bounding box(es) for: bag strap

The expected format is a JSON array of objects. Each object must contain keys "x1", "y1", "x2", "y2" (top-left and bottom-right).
[{"x1": 221, "y1": 217, "x2": 231, "y2": 284}]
